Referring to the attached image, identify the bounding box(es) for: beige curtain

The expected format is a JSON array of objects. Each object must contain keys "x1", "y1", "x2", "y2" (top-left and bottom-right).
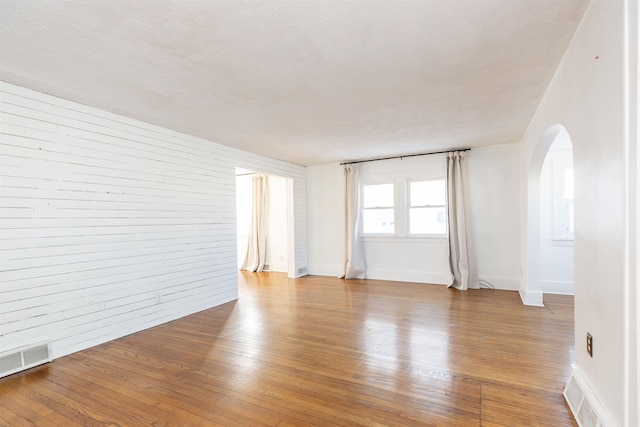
[
  {"x1": 339, "y1": 165, "x2": 366, "y2": 279},
  {"x1": 241, "y1": 174, "x2": 267, "y2": 272},
  {"x1": 446, "y1": 152, "x2": 478, "y2": 290}
]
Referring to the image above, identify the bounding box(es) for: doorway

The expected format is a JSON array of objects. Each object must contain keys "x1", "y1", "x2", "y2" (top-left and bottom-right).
[
  {"x1": 235, "y1": 169, "x2": 290, "y2": 273},
  {"x1": 539, "y1": 132, "x2": 574, "y2": 295},
  {"x1": 524, "y1": 124, "x2": 574, "y2": 306}
]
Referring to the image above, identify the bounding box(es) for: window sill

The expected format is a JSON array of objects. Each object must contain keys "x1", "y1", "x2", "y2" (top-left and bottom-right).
[
  {"x1": 363, "y1": 236, "x2": 447, "y2": 244},
  {"x1": 552, "y1": 238, "x2": 574, "y2": 247}
]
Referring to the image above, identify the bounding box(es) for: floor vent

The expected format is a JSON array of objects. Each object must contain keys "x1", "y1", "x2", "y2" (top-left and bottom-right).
[
  {"x1": 0, "y1": 343, "x2": 51, "y2": 378},
  {"x1": 564, "y1": 366, "x2": 611, "y2": 427}
]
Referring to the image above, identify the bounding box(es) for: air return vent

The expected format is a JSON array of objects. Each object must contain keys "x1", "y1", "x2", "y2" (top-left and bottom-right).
[
  {"x1": 564, "y1": 376, "x2": 584, "y2": 411},
  {"x1": 0, "y1": 343, "x2": 51, "y2": 378},
  {"x1": 564, "y1": 366, "x2": 611, "y2": 427}
]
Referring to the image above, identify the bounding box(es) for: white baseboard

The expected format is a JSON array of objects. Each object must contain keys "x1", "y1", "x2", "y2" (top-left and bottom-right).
[
  {"x1": 309, "y1": 266, "x2": 450, "y2": 284},
  {"x1": 478, "y1": 275, "x2": 520, "y2": 291},
  {"x1": 519, "y1": 289, "x2": 544, "y2": 306},
  {"x1": 364, "y1": 268, "x2": 450, "y2": 285},
  {"x1": 308, "y1": 267, "x2": 520, "y2": 290},
  {"x1": 541, "y1": 280, "x2": 574, "y2": 295},
  {"x1": 309, "y1": 265, "x2": 451, "y2": 284},
  {"x1": 307, "y1": 264, "x2": 342, "y2": 277},
  {"x1": 564, "y1": 364, "x2": 614, "y2": 427},
  {"x1": 292, "y1": 266, "x2": 308, "y2": 278},
  {"x1": 267, "y1": 262, "x2": 288, "y2": 273}
]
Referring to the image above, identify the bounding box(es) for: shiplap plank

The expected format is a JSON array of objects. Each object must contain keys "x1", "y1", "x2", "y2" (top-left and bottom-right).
[
  {"x1": 1, "y1": 257, "x2": 235, "y2": 298},
  {"x1": 0, "y1": 179, "x2": 235, "y2": 204},
  {"x1": 1, "y1": 250, "x2": 235, "y2": 283},
  {"x1": 0, "y1": 224, "x2": 235, "y2": 243},
  {"x1": 0, "y1": 147, "x2": 232, "y2": 192},
  {"x1": 2, "y1": 273, "x2": 234, "y2": 335},
  {"x1": 1, "y1": 253, "x2": 236, "y2": 288}
]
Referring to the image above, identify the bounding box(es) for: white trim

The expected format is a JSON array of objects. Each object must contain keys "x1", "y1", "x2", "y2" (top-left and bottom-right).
[
  {"x1": 541, "y1": 280, "x2": 575, "y2": 295},
  {"x1": 362, "y1": 236, "x2": 448, "y2": 244},
  {"x1": 479, "y1": 275, "x2": 520, "y2": 291},
  {"x1": 308, "y1": 264, "x2": 343, "y2": 277},
  {"x1": 552, "y1": 238, "x2": 575, "y2": 247},
  {"x1": 623, "y1": 0, "x2": 639, "y2": 425},
  {"x1": 519, "y1": 288, "x2": 544, "y2": 307},
  {"x1": 364, "y1": 268, "x2": 450, "y2": 285},
  {"x1": 268, "y1": 262, "x2": 288, "y2": 273}
]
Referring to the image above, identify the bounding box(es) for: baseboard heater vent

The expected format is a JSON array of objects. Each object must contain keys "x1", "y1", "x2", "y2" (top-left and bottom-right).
[
  {"x1": 0, "y1": 343, "x2": 51, "y2": 378},
  {"x1": 564, "y1": 367, "x2": 611, "y2": 427}
]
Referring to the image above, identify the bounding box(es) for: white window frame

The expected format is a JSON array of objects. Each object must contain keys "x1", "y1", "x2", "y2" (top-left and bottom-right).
[
  {"x1": 361, "y1": 182, "x2": 396, "y2": 236},
  {"x1": 407, "y1": 178, "x2": 447, "y2": 238},
  {"x1": 552, "y1": 161, "x2": 574, "y2": 244},
  {"x1": 359, "y1": 170, "x2": 447, "y2": 240}
]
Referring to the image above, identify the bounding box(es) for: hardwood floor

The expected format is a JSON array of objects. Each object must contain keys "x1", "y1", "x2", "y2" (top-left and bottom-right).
[{"x1": 0, "y1": 272, "x2": 577, "y2": 426}]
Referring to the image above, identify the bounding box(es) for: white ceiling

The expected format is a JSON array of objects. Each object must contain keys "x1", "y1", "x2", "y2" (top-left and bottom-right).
[{"x1": 0, "y1": 0, "x2": 588, "y2": 166}]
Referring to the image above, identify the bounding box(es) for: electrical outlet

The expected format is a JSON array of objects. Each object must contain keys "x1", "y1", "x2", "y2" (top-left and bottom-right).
[{"x1": 586, "y1": 333, "x2": 593, "y2": 357}]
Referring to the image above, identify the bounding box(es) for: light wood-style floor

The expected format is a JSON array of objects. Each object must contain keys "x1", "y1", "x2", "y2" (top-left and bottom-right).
[{"x1": 0, "y1": 272, "x2": 576, "y2": 426}]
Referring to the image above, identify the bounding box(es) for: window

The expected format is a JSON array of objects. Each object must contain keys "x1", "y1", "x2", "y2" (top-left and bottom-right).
[
  {"x1": 361, "y1": 177, "x2": 447, "y2": 238},
  {"x1": 409, "y1": 180, "x2": 447, "y2": 235},
  {"x1": 362, "y1": 183, "x2": 394, "y2": 234},
  {"x1": 564, "y1": 168, "x2": 574, "y2": 235},
  {"x1": 550, "y1": 164, "x2": 574, "y2": 240}
]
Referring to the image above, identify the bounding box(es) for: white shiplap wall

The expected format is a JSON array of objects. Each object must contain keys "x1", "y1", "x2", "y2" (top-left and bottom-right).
[{"x1": 0, "y1": 81, "x2": 307, "y2": 359}]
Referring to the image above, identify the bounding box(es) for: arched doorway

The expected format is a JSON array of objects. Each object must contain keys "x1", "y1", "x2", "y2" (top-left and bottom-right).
[
  {"x1": 539, "y1": 132, "x2": 574, "y2": 295},
  {"x1": 523, "y1": 124, "x2": 574, "y2": 306}
]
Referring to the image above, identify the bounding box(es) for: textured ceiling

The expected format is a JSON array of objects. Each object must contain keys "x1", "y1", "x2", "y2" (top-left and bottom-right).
[{"x1": 0, "y1": 0, "x2": 588, "y2": 166}]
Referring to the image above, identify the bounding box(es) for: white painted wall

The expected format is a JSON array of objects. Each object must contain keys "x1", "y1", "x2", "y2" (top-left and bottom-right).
[
  {"x1": 307, "y1": 143, "x2": 521, "y2": 290},
  {"x1": 236, "y1": 174, "x2": 252, "y2": 268},
  {"x1": 0, "y1": 81, "x2": 307, "y2": 360},
  {"x1": 518, "y1": 1, "x2": 637, "y2": 424},
  {"x1": 466, "y1": 144, "x2": 521, "y2": 290},
  {"x1": 265, "y1": 175, "x2": 288, "y2": 272},
  {"x1": 539, "y1": 143, "x2": 574, "y2": 295},
  {"x1": 307, "y1": 163, "x2": 345, "y2": 277}
]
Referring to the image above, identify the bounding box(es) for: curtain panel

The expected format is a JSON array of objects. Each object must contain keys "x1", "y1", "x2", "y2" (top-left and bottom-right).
[
  {"x1": 241, "y1": 174, "x2": 268, "y2": 272},
  {"x1": 446, "y1": 152, "x2": 478, "y2": 290},
  {"x1": 340, "y1": 164, "x2": 366, "y2": 279}
]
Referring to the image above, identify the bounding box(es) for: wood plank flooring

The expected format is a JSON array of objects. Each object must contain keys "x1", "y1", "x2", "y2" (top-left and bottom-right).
[{"x1": 0, "y1": 272, "x2": 577, "y2": 426}]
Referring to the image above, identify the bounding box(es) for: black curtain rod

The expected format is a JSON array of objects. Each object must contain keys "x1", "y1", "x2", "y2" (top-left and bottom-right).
[{"x1": 340, "y1": 148, "x2": 471, "y2": 165}]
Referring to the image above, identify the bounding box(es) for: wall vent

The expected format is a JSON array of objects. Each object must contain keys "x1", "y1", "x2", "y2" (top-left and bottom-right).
[
  {"x1": 564, "y1": 366, "x2": 611, "y2": 427},
  {"x1": 0, "y1": 343, "x2": 51, "y2": 378},
  {"x1": 263, "y1": 264, "x2": 271, "y2": 272},
  {"x1": 577, "y1": 399, "x2": 599, "y2": 427},
  {"x1": 564, "y1": 376, "x2": 584, "y2": 410},
  {"x1": 297, "y1": 267, "x2": 308, "y2": 276}
]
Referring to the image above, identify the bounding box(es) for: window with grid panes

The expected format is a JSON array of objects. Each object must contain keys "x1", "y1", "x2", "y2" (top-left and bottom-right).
[
  {"x1": 362, "y1": 183, "x2": 395, "y2": 234},
  {"x1": 408, "y1": 179, "x2": 447, "y2": 236}
]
